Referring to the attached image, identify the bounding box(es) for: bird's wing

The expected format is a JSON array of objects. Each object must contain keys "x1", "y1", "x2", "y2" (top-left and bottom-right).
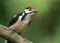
[{"x1": 8, "y1": 13, "x2": 22, "y2": 27}]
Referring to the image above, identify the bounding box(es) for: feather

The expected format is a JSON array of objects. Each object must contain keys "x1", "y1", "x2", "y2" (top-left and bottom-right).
[{"x1": 8, "y1": 13, "x2": 22, "y2": 27}]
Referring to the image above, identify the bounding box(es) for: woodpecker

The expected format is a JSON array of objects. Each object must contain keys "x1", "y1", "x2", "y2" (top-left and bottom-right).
[
  {"x1": 8, "y1": 6, "x2": 38, "y2": 35},
  {"x1": 5, "y1": 6, "x2": 38, "y2": 43}
]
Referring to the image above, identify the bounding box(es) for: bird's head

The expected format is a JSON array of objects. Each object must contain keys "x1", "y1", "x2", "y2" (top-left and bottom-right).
[{"x1": 24, "y1": 6, "x2": 38, "y2": 15}]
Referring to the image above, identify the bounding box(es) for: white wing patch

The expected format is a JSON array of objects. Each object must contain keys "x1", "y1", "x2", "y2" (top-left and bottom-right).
[{"x1": 14, "y1": 15, "x2": 17, "y2": 17}]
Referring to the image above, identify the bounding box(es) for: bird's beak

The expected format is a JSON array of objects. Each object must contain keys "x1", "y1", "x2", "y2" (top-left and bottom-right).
[{"x1": 33, "y1": 10, "x2": 38, "y2": 13}]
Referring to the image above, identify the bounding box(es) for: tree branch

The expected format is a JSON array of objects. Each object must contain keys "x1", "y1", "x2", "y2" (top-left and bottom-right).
[{"x1": 0, "y1": 24, "x2": 33, "y2": 43}]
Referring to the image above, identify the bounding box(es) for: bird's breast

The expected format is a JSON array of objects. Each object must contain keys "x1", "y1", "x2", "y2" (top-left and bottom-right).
[{"x1": 9, "y1": 20, "x2": 29, "y2": 34}]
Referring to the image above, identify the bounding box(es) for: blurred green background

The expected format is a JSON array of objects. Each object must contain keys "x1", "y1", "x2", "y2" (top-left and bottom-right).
[{"x1": 0, "y1": 0, "x2": 60, "y2": 43}]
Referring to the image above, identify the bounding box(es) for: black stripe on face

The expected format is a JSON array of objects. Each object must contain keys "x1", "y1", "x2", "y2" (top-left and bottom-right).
[{"x1": 21, "y1": 12, "x2": 28, "y2": 21}]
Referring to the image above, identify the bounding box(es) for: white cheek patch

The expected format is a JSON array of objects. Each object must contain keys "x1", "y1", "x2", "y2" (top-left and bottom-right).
[
  {"x1": 18, "y1": 13, "x2": 25, "y2": 20},
  {"x1": 25, "y1": 9, "x2": 32, "y2": 13},
  {"x1": 19, "y1": 16, "x2": 22, "y2": 20}
]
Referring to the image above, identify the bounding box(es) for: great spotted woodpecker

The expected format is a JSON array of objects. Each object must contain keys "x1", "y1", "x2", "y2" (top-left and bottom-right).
[
  {"x1": 8, "y1": 6, "x2": 38, "y2": 35},
  {"x1": 5, "y1": 6, "x2": 38, "y2": 43}
]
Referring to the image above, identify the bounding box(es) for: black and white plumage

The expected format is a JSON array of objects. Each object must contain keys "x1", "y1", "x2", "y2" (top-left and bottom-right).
[
  {"x1": 8, "y1": 13, "x2": 22, "y2": 27},
  {"x1": 8, "y1": 6, "x2": 37, "y2": 34},
  {"x1": 5, "y1": 6, "x2": 38, "y2": 43}
]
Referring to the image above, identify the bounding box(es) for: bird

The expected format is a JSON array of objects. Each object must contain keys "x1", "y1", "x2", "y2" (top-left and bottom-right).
[
  {"x1": 5, "y1": 6, "x2": 38, "y2": 43},
  {"x1": 8, "y1": 6, "x2": 38, "y2": 35}
]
